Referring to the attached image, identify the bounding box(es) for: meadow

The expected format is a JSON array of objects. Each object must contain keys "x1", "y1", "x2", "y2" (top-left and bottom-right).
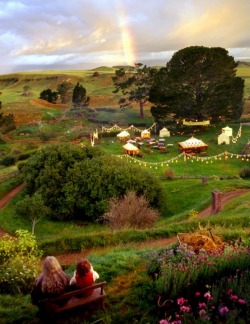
[{"x1": 0, "y1": 65, "x2": 250, "y2": 323}]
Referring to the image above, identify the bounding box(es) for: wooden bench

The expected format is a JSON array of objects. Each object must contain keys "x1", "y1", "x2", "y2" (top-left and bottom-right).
[{"x1": 43, "y1": 282, "x2": 107, "y2": 316}]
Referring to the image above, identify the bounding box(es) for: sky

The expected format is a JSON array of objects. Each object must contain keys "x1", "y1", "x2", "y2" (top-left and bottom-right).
[{"x1": 0, "y1": 0, "x2": 250, "y2": 74}]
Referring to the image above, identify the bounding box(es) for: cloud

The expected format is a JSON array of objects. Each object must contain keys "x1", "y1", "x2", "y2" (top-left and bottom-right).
[{"x1": 0, "y1": 0, "x2": 249, "y2": 73}]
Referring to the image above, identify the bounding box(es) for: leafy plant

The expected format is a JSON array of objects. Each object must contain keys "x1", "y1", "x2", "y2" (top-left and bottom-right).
[{"x1": 0, "y1": 230, "x2": 41, "y2": 294}]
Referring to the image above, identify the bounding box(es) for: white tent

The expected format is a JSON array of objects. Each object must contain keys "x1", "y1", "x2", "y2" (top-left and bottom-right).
[
  {"x1": 222, "y1": 126, "x2": 233, "y2": 137},
  {"x1": 159, "y1": 127, "x2": 170, "y2": 137},
  {"x1": 117, "y1": 130, "x2": 130, "y2": 141},
  {"x1": 141, "y1": 129, "x2": 151, "y2": 139},
  {"x1": 122, "y1": 143, "x2": 140, "y2": 156},
  {"x1": 218, "y1": 133, "x2": 230, "y2": 145},
  {"x1": 178, "y1": 136, "x2": 208, "y2": 152}
]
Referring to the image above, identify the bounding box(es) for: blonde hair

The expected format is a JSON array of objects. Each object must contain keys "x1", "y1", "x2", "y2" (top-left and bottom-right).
[{"x1": 38, "y1": 256, "x2": 69, "y2": 294}]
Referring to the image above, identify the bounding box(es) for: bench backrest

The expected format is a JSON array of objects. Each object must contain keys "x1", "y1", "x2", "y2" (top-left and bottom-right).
[{"x1": 48, "y1": 281, "x2": 107, "y2": 303}]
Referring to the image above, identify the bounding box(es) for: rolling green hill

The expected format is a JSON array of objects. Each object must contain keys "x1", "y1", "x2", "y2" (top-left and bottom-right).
[{"x1": 0, "y1": 64, "x2": 250, "y2": 126}]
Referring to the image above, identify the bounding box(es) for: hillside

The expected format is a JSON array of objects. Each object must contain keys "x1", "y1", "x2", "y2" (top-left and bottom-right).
[{"x1": 0, "y1": 65, "x2": 250, "y2": 126}]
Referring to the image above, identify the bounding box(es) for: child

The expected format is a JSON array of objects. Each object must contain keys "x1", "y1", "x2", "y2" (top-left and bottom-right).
[{"x1": 70, "y1": 259, "x2": 98, "y2": 296}]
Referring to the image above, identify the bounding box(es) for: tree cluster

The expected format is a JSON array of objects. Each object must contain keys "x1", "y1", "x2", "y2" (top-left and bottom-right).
[
  {"x1": 112, "y1": 47, "x2": 244, "y2": 124},
  {"x1": 149, "y1": 46, "x2": 244, "y2": 124},
  {"x1": 21, "y1": 143, "x2": 164, "y2": 222}
]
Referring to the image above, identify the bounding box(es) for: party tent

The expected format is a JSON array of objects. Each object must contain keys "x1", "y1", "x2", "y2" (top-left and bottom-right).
[
  {"x1": 117, "y1": 130, "x2": 130, "y2": 142},
  {"x1": 218, "y1": 133, "x2": 230, "y2": 145},
  {"x1": 178, "y1": 136, "x2": 208, "y2": 153},
  {"x1": 222, "y1": 126, "x2": 233, "y2": 137},
  {"x1": 122, "y1": 143, "x2": 140, "y2": 156},
  {"x1": 159, "y1": 127, "x2": 170, "y2": 137},
  {"x1": 141, "y1": 129, "x2": 151, "y2": 139}
]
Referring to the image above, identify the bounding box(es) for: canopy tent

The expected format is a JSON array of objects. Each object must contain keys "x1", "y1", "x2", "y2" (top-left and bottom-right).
[
  {"x1": 159, "y1": 127, "x2": 170, "y2": 137},
  {"x1": 218, "y1": 133, "x2": 230, "y2": 145},
  {"x1": 141, "y1": 129, "x2": 151, "y2": 139},
  {"x1": 178, "y1": 136, "x2": 208, "y2": 153},
  {"x1": 122, "y1": 143, "x2": 140, "y2": 156},
  {"x1": 222, "y1": 126, "x2": 233, "y2": 137},
  {"x1": 117, "y1": 130, "x2": 130, "y2": 142}
]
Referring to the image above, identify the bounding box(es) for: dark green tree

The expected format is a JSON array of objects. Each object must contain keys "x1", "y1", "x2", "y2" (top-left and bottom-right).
[
  {"x1": 150, "y1": 46, "x2": 244, "y2": 124},
  {"x1": 112, "y1": 63, "x2": 157, "y2": 118},
  {"x1": 57, "y1": 81, "x2": 74, "y2": 103},
  {"x1": 39, "y1": 88, "x2": 58, "y2": 103},
  {"x1": 23, "y1": 143, "x2": 164, "y2": 221},
  {"x1": 72, "y1": 82, "x2": 90, "y2": 109}
]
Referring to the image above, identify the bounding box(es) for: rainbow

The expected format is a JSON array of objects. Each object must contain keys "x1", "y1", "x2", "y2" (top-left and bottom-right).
[{"x1": 115, "y1": 0, "x2": 136, "y2": 66}]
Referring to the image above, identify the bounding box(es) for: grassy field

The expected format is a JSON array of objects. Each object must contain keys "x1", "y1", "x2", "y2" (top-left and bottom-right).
[{"x1": 0, "y1": 64, "x2": 250, "y2": 127}]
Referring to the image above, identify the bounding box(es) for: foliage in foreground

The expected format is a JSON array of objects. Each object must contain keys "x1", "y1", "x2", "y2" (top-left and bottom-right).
[
  {"x1": 0, "y1": 230, "x2": 41, "y2": 294},
  {"x1": 148, "y1": 244, "x2": 250, "y2": 323},
  {"x1": 22, "y1": 143, "x2": 165, "y2": 221}
]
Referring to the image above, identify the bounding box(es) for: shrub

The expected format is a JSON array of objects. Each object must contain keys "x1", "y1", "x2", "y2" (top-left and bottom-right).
[
  {"x1": 102, "y1": 192, "x2": 160, "y2": 230},
  {"x1": 0, "y1": 230, "x2": 41, "y2": 294},
  {"x1": 23, "y1": 143, "x2": 165, "y2": 221},
  {"x1": 1, "y1": 156, "x2": 16, "y2": 166},
  {"x1": 17, "y1": 161, "x2": 26, "y2": 172},
  {"x1": 164, "y1": 168, "x2": 174, "y2": 180},
  {"x1": 239, "y1": 167, "x2": 250, "y2": 178}
]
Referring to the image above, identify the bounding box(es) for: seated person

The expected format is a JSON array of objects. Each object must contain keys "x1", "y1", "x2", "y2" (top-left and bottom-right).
[
  {"x1": 70, "y1": 259, "x2": 99, "y2": 285},
  {"x1": 31, "y1": 256, "x2": 71, "y2": 309},
  {"x1": 70, "y1": 259, "x2": 95, "y2": 296}
]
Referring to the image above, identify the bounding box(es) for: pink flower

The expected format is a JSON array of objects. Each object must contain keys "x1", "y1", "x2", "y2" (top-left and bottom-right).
[
  {"x1": 219, "y1": 306, "x2": 229, "y2": 317},
  {"x1": 198, "y1": 302, "x2": 207, "y2": 309},
  {"x1": 204, "y1": 292, "x2": 213, "y2": 301},
  {"x1": 199, "y1": 309, "x2": 207, "y2": 318},
  {"x1": 238, "y1": 299, "x2": 246, "y2": 304},
  {"x1": 177, "y1": 297, "x2": 186, "y2": 306},
  {"x1": 159, "y1": 320, "x2": 170, "y2": 324},
  {"x1": 180, "y1": 305, "x2": 191, "y2": 313},
  {"x1": 226, "y1": 289, "x2": 233, "y2": 295},
  {"x1": 230, "y1": 294, "x2": 238, "y2": 301},
  {"x1": 195, "y1": 292, "x2": 201, "y2": 297}
]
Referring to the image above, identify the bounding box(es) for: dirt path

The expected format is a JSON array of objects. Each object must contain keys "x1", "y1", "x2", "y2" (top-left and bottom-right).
[
  {"x1": 198, "y1": 189, "x2": 250, "y2": 218},
  {"x1": 0, "y1": 184, "x2": 249, "y2": 266}
]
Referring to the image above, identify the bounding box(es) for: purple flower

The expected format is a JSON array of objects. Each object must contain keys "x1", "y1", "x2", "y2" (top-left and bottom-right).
[{"x1": 219, "y1": 306, "x2": 229, "y2": 317}]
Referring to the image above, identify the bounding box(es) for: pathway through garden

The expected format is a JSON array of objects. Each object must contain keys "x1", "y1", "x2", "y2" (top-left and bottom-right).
[{"x1": 0, "y1": 184, "x2": 249, "y2": 266}]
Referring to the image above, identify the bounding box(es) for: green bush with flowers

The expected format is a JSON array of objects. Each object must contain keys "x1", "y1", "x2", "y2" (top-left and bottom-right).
[
  {"x1": 147, "y1": 243, "x2": 250, "y2": 323},
  {"x1": 0, "y1": 230, "x2": 41, "y2": 294}
]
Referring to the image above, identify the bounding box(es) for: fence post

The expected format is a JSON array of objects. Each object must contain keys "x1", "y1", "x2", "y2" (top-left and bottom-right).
[{"x1": 211, "y1": 190, "x2": 223, "y2": 215}]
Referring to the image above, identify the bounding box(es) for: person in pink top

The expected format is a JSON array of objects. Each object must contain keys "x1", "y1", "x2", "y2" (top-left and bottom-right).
[{"x1": 70, "y1": 259, "x2": 94, "y2": 296}]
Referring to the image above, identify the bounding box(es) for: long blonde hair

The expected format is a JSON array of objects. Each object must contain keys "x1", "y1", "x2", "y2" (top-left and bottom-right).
[{"x1": 38, "y1": 256, "x2": 68, "y2": 294}]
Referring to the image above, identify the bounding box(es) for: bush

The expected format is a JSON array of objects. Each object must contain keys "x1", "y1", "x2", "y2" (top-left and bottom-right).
[
  {"x1": 23, "y1": 143, "x2": 165, "y2": 221},
  {"x1": 1, "y1": 156, "x2": 16, "y2": 166},
  {"x1": 102, "y1": 192, "x2": 160, "y2": 230},
  {"x1": 239, "y1": 167, "x2": 250, "y2": 178},
  {"x1": 164, "y1": 168, "x2": 175, "y2": 180},
  {"x1": 0, "y1": 230, "x2": 41, "y2": 294}
]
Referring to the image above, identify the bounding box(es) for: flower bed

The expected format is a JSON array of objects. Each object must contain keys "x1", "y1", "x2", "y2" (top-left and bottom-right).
[{"x1": 147, "y1": 241, "x2": 250, "y2": 323}]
